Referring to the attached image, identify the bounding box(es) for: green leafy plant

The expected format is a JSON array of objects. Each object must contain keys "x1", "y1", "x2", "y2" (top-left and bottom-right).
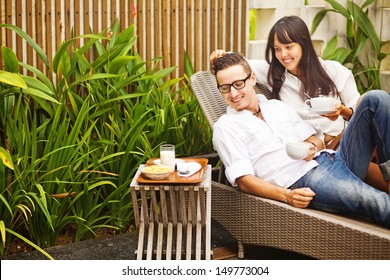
[
  {"x1": 0, "y1": 20, "x2": 213, "y2": 258},
  {"x1": 311, "y1": 0, "x2": 390, "y2": 92}
]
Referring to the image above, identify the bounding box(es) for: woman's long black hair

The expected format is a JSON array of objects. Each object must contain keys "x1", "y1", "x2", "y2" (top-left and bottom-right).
[{"x1": 265, "y1": 15, "x2": 339, "y2": 100}]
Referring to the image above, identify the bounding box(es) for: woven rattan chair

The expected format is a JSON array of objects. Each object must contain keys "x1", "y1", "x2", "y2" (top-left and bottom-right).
[{"x1": 190, "y1": 70, "x2": 390, "y2": 260}]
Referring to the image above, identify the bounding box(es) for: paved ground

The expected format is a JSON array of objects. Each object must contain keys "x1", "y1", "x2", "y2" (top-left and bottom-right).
[{"x1": 3, "y1": 219, "x2": 312, "y2": 260}]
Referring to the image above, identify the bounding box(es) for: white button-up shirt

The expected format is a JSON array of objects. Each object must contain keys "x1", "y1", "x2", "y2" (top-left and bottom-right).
[
  {"x1": 213, "y1": 95, "x2": 318, "y2": 187},
  {"x1": 249, "y1": 58, "x2": 361, "y2": 139}
]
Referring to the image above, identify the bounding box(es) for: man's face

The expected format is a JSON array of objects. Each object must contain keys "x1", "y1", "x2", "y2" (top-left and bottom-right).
[{"x1": 216, "y1": 65, "x2": 257, "y2": 112}]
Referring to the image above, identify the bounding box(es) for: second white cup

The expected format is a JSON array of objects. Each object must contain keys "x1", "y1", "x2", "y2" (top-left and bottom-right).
[
  {"x1": 160, "y1": 144, "x2": 175, "y2": 170},
  {"x1": 285, "y1": 142, "x2": 310, "y2": 160}
]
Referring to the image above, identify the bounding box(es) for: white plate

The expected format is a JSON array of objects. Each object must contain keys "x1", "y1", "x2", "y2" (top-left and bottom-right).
[
  {"x1": 177, "y1": 162, "x2": 202, "y2": 177},
  {"x1": 153, "y1": 158, "x2": 185, "y2": 165}
]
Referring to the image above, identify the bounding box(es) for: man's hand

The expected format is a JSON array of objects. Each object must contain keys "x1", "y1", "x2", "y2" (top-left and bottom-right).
[
  {"x1": 303, "y1": 135, "x2": 323, "y2": 162},
  {"x1": 286, "y1": 187, "x2": 316, "y2": 208},
  {"x1": 303, "y1": 143, "x2": 317, "y2": 161}
]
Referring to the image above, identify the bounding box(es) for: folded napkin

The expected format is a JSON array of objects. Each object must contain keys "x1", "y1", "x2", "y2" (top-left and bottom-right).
[{"x1": 177, "y1": 162, "x2": 202, "y2": 177}]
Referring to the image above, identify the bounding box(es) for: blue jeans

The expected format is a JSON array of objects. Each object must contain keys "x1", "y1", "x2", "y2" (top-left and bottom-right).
[{"x1": 292, "y1": 90, "x2": 390, "y2": 228}]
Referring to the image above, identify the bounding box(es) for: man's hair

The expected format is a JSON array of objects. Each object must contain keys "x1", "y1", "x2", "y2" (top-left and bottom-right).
[{"x1": 212, "y1": 52, "x2": 252, "y2": 76}]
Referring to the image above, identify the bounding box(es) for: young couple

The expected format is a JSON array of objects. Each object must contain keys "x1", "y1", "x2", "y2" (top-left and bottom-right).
[
  {"x1": 210, "y1": 16, "x2": 390, "y2": 228},
  {"x1": 211, "y1": 15, "x2": 387, "y2": 192}
]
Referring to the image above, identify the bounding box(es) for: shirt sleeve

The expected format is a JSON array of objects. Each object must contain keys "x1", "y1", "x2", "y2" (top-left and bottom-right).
[
  {"x1": 324, "y1": 60, "x2": 361, "y2": 108},
  {"x1": 247, "y1": 59, "x2": 271, "y2": 88},
  {"x1": 212, "y1": 117, "x2": 254, "y2": 186}
]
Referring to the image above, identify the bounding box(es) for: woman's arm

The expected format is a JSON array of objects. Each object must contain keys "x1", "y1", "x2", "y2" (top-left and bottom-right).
[{"x1": 323, "y1": 60, "x2": 361, "y2": 121}]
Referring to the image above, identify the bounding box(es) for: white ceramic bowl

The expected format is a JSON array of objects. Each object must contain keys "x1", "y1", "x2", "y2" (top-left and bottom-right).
[
  {"x1": 141, "y1": 165, "x2": 174, "y2": 180},
  {"x1": 285, "y1": 142, "x2": 310, "y2": 160}
]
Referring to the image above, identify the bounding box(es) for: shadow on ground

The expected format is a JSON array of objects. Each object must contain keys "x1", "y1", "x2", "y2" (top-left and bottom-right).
[{"x1": 3, "y1": 219, "x2": 314, "y2": 260}]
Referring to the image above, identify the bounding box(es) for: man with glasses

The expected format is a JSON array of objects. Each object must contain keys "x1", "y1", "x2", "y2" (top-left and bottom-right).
[{"x1": 212, "y1": 52, "x2": 390, "y2": 228}]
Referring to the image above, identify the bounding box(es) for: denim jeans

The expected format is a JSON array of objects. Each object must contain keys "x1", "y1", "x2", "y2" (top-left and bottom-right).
[{"x1": 292, "y1": 90, "x2": 390, "y2": 228}]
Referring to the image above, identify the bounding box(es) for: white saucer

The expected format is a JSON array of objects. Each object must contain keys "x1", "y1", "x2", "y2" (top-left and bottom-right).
[
  {"x1": 153, "y1": 158, "x2": 185, "y2": 165},
  {"x1": 312, "y1": 110, "x2": 336, "y2": 115}
]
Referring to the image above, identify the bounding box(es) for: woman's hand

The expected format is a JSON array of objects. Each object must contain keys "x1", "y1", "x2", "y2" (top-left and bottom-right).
[
  {"x1": 210, "y1": 49, "x2": 226, "y2": 63},
  {"x1": 286, "y1": 187, "x2": 316, "y2": 208},
  {"x1": 321, "y1": 103, "x2": 352, "y2": 121}
]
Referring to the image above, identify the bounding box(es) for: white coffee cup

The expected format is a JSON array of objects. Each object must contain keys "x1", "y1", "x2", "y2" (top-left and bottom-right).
[
  {"x1": 160, "y1": 144, "x2": 175, "y2": 169},
  {"x1": 305, "y1": 97, "x2": 334, "y2": 112},
  {"x1": 285, "y1": 142, "x2": 310, "y2": 160}
]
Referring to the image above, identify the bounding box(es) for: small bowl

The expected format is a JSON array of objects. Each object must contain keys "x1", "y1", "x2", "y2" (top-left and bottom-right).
[{"x1": 141, "y1": 165, "x2": 174, "y2": 180}]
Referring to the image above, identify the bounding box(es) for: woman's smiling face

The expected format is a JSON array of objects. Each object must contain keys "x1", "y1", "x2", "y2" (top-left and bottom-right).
[{"x1": 273, "y1": 34, "x2": 302, "y2": 76}]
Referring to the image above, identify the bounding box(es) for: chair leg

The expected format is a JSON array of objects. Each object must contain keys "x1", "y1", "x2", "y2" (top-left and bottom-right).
[
  {"x1": 218, "y1": 165, "x2": 224, "y2": 183},
  {"x1": 218, "y1": 164, "x2": 230, "y2": 185},
  {"x1": 238, "y1": 241, "x2": 245, "y2": 259}
]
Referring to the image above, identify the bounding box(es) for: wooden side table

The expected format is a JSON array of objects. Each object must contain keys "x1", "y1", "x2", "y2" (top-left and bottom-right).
[{"x1": 130, "y1": 164, "x2": 212, "y2": 260}]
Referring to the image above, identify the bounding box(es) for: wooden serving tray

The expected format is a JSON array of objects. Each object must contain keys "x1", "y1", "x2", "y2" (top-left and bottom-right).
[{"x1": 137, "y1": 158, "x2": 208, "y2": 184}]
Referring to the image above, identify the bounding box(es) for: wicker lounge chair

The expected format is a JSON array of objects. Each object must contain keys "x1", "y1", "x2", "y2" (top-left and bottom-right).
[{"x1": 190, "y1": 70, "x2": 390, "y2": 260}]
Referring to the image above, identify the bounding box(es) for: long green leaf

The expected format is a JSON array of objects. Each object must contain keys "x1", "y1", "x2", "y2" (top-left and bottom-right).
[
  {"x1": 113, "y1": 24, "x2": 135, "y2": 46},
  {"x1": 28, "y1": 191, "x2": 54, "y2": 231},
  {"x1": 52, "y1": 34, "x2": 107, "y2": 73},
  {"x1": 18, "y1": 62, "x2": 56, "y2": 93},
  {"x1": 90, "y1": 42, "x2": 131, "y2": 70},
  {"x1": 1, "y1": 46, "x2": 19, "y2": 73},
  {"x1": 361, "y1": 0, "x2": 377, "y2": 10},
  {"x1": 326, "y1": 0, "x2": 349, "y2": 17},
  {"x1": 0, "y1": 71, "x2": 27, "y2": 88},
  {"x1": 0, "y1": 146, "x2": 14, "y2": 169},
  {"x1": 58, "y1": 47, "x2": 72, "y2": 77},
  {"x1": 354, "y1": 34, "x2": 368, "y2": 58},
  {"x1": 22, "y1": 76, "x2": 56, "y2": 96},
  {"x1": 311, "y1": 9, "x2": 330, "y2": 34},
  {"x1": 108, "y1": 56, "x2": 136, "y2": 73},
  {"x1": 0, "y1": 23, "x2": 50, "y2": 68},
  {"x1": 68, "y1": 73, "x2": 125, "y2": 88},
  {"x1": 15, "y1": 204, "x2": 33, "y2": 222},
  {"x1": 0, "y1": 195, "x2": 13, "y2": 216},
  {"x1": 322, "y1": 35, "x2": 338, "y2": 59},
  {"x1": 332, "y1": 48, "x2": 352, "y2": 64},
  {"x1": 0, "y1": 220, "x2": 5, "y2": 246},
  {"x1": 346, "y1": 17, "x2": 354, "y2": 43},
  {"x1": 349, "y1": 1, "x2": 380, "y2": 53},
  {"x1": 5, "y1": 228, "x2": 54, "y2": 259},
  {"x1": 23, "y1": 88, "x2": 59, "y2": 104},
  {"x1": 184, "y1": 50, "x2": 195, "y2": 77}
]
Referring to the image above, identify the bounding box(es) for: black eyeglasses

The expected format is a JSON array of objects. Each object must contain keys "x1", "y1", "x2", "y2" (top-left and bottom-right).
[{"x1": 217, "y1": 73, "x2": 252, "y2": 93}]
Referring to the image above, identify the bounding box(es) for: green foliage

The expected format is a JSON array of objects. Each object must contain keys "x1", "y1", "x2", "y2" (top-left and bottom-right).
[
  {"x1": 311, "y1": 0, "x2": 390, "y2": 93},
  {"x1": 0, "y1": 20, "x2": 212, "y2": 258}
]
